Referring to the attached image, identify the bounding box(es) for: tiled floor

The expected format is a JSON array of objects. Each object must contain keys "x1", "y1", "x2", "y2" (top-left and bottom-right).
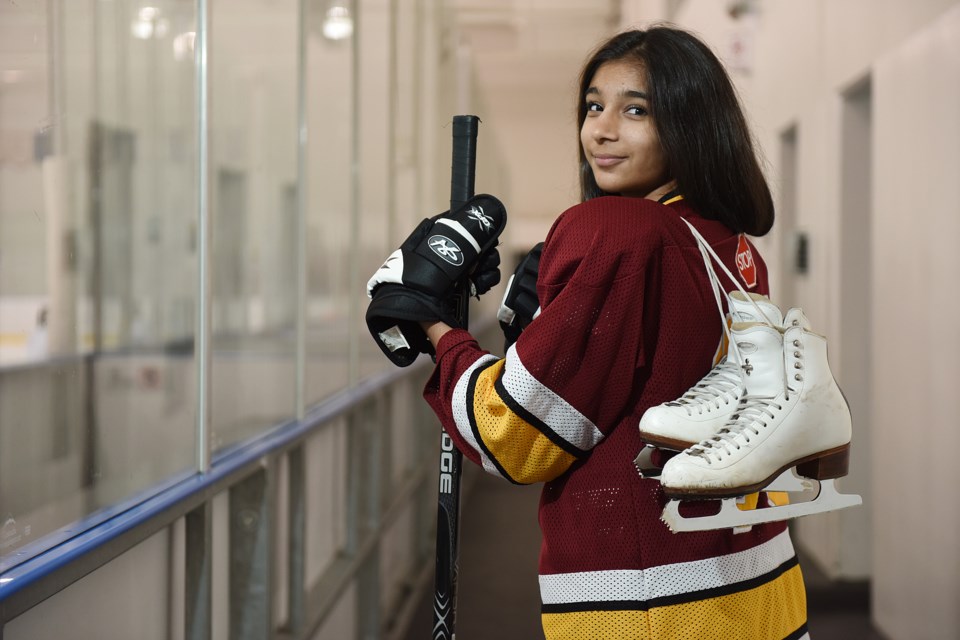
[{"x1": 402, "y1": 468, "x2": 887, "y2": 639}]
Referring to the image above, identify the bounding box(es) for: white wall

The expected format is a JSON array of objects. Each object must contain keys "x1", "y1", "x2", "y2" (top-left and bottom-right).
[
  {"x1": 619, "y1": 1, "x2": 960, "y2": 637},
  {"x1": 871, "y1": 7, "x2": 960, "y2": 638},
  {"x1": 5, "y1": 528, "x2": 172, "y2": 640}
]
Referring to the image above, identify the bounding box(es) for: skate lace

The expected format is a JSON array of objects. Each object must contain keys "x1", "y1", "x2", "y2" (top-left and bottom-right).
[
  {"x1": 666, "y1": 358, "x2": 741, "y2": 415},
  {"x1": 686, "y1": 395, "x2": 783, "y2": 462},
  {"x1": 680, "y1": 218, "x2": 779, "y2": 332}
]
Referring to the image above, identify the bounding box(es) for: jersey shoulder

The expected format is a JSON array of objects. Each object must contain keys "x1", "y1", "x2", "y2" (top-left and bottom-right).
[
  {"x1": 548, "y1": 196, "x2": 675, "y2": 242},
  {"x1": 540, "y1": 197, "x2": 677, "y2": 288}
]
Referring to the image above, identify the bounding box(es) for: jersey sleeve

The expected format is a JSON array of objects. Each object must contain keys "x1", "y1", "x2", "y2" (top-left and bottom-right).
[{"x1": 423, "y1": 197, "x2": 664, "y2": 484}]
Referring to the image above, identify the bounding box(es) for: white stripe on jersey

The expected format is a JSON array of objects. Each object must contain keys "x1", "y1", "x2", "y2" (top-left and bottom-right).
[
  {"x1": 538, "y1": 528, "x2": 796, "y2": 604},
  {"x1": 451, "y1": 354, "x2": 505, "y2": 479},
  {"x1": 503, "y1": 344, "x2": 605, "y2": 452}
]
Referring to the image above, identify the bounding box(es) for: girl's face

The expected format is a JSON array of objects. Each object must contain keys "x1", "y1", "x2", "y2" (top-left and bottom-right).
[{"x1": 580, "y1": 59, "x2": 673, "y2": 200}]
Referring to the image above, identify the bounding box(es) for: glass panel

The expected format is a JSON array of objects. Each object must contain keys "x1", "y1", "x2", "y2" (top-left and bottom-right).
[
  {"x1": 355, "y1": 0, "x2": 394, "y2": 382},
  {"x1": 209, "y1": 0, "x2": 298, "y2": 449},
  {"x1": 304, "y1": 0, "x2": 355, "y2": 403},
  {"x1": 0, "y1": 0, "x2": 197, "y2": 563}
]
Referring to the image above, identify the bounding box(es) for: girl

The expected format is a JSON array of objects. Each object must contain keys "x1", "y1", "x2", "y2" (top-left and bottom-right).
[{"x1": 419, "y1": 26, "x2": 809, "y2": 640}]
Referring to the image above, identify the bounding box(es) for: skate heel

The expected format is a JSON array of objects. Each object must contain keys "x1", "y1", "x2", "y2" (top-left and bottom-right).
[{"x1": 796, "y1": 445, "x2": 849, "y2": 480}]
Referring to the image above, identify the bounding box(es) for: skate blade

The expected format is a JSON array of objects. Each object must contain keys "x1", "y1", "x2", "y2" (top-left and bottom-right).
[
  {"x1": 633, "y1": 445, "x2": 662, "y2": 478},
  {"x1": 661, "y1": 479, "x2": 862, "y2": 533}
]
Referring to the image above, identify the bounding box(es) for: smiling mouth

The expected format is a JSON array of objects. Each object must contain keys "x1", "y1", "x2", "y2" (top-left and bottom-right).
[{"x1": 592, "y1": 154, "x2": 625, "y2": 168}]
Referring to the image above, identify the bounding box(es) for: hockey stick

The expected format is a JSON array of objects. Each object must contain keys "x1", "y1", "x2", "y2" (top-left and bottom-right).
[{"x1": 433, "y1": 115, "x2": 478, "y2": 640}]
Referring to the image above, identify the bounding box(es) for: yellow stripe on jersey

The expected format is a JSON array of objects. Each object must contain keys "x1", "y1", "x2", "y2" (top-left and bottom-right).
[
  {"x1": 736, "y1": 491, "x2": 790, "y2": 511},
  {"x1": 542, "y1": 563, "x2": 807, "y2": 640},
  {"x1": 767, "y1": 491, "x2": 790, "y2": 506},
  {"x1": 542, "y1": 609, "x2": 652, "y2": 640},
  {"x1": 647, "y1": 563, "x2": 807, "y2": 639},
  {"x1": 470, "y1": 360, "x2": 578, "y2": 484},
  {"x1": 450, "y1": 354, "x2": 509, "y2": 479}
]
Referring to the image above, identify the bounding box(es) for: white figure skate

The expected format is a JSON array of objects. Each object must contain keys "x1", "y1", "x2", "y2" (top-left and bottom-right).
[
  {"x1": 659, "y1": 319, "x2": 862, "y2": 532},
  {"x1": 638, "y1": 292, "x2": 792, "y2": 452}
]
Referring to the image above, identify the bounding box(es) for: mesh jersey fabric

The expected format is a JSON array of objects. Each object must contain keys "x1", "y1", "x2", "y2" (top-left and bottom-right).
[{"x1": 423, "y1": 196, "x2": 808, "y2": 640}]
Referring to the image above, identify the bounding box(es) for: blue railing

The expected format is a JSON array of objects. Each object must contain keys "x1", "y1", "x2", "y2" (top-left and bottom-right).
[{"x1": 0, "y1": 349, "x2": 441, "y2": 639}]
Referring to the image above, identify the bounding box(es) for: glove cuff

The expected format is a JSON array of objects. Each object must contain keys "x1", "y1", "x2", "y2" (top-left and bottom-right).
[{"x1": 365, "y1": 285, "x2": 458, "y2": 367}]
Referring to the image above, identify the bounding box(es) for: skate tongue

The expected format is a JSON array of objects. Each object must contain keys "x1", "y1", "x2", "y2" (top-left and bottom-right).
[
  {"x1": 729, "y1": 292, "x2": 783, "y2": 327},
  {"x1": 730, "y1": 322, "x2": 785, "y2": 398}
]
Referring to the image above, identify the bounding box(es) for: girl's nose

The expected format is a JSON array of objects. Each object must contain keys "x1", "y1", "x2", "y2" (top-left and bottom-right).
[{"x1": 590, "y1": 111, "x2": 618, "y2": 143}]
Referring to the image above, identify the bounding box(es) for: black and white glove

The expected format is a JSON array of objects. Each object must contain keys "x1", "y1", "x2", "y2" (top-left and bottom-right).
[
  {"x1": 497, "y1": 242, "x2": 542, "y2": 350},
  {"x1": 470, "y1": 247, "x2": 502, "y2": 298},
  {"x1": 366, "y1": 194, "x2": 507, "y2": 367}
]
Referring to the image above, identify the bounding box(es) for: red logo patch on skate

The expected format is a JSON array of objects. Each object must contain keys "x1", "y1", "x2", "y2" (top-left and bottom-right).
[{"x1": 735, "y1": 234, "x2": 757, "y2": 289}]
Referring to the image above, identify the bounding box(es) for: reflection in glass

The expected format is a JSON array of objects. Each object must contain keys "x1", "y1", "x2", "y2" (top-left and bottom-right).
[
  {"x1": 0, "y1": 0, "x2": 197, "y2": 563},
  {"x1": 322, "y1": 4, "x2": 354, "y2": 42},
  {"x1": 209, "y1": 0, "x2": 299, "y2": 449},
  {"x1": 305, "y1": 3, "x2": 355, "y2": 405}
]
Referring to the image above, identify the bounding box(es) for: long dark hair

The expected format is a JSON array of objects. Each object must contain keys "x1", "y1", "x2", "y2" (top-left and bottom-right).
[{"x1": 577, "y1": 26, "x2": 774, "y2": 236}]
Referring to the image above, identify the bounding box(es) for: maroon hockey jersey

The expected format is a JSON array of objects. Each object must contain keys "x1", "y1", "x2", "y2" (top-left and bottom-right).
[{"x1": 424, "y1": 196, "x2": 808, "y2": 639}]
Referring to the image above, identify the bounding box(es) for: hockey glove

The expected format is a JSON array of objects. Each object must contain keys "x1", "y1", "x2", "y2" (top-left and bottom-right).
[
  {"x1": 470, "y1": 246, "x2": 502, "y2": 297},
  {"x1": 366, "y1": 194, "x2": 507, "y2": 367},
  {"x1": 497, "y1": 242, "x2": 542, "y2": 350}
]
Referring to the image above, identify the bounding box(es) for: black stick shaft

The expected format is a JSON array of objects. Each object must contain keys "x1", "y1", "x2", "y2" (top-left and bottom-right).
[
  {"x1": 433, "y1": 115, "x2": 478, "y2": 640},
  {"x1": 450, "y1": 116, "x2": 479, "y2": 212}
]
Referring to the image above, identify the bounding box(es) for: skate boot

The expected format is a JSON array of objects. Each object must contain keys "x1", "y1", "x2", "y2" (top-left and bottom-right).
[
  {"x1": 659, "y1": 316, "x2": 862, "y2": 531},
  {"x1": 638, "y1": 293, "x2": 793, "y2": 452}
]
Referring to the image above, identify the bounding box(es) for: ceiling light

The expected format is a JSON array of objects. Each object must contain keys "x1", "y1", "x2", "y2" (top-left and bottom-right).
[
  {"x1": 322, "y1": 5, "x2": 353, "y2": 41},
  {"x1": 131, "y1": 19, "x2": 154, "y2": 39},
  {"x1": 172, "y1": 31, "x2": 196, "y2": 61}
]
